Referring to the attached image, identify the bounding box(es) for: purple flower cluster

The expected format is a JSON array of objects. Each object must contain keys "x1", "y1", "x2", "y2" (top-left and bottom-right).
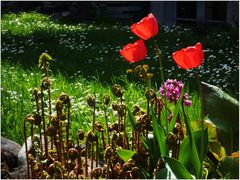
[{"x1": 160, "y1": 79, "x2": 192, "y2": 106}]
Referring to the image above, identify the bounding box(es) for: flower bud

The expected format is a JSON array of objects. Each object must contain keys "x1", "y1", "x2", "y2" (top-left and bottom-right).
[
  {"x1": 92, "y1": 167, "x2": 102, "y2": 179},
  {"x1": 166, "y1": 132, "x2": 177, "y2": 149},
  {"x1": 66, "y1": 160, "x2": 75, "y2": 171},
  {"x1": 86, "y1": 130, "x2": 97, "y2": 142},
  {"x1": 59, "y1": 93, "x2": 70, "y2": 104},
  {"x1": 50, "y1": 115, "x2": 58, "y2": 127},
  {"x1": 132, "y1": 105, "x2": 140, "y2": 115},
  {"x1": 41, "y1": 77, "x2": 51, "y2": 90},
  {"x1": 68, "y1": 148, "x2": 79, "y2": 161},
  {"x1": 112, "y1": 102, "x2": 119, "y2": 111},
  {"x1": 145, "y1": 88, "x2": 156, "y2": 100},
  {"x1": 47, "y1": 126, "x2": 57, "y2": 137},
  {"x1": 25, "y1": 114, "x2": 35, "y2": 123},
  {"x1": 77, "y1": 129, "x2": 84, "y2": 140},
  {"x1": 117, "y1": 104, "x2": 126, "y2": 116},
  {"x1": 55, "y1": 100, "x2": 63, "y2": 112},
  {"x1": 134, "y1": 65, "x2": 147, "y2": 80},
  {"x1": 33, "y1": 114, "x2": 42, "y2": 125},
  {"x1": 103, "y1": 95, "x2": 110, "y2": 106},
  {"x1": 131, "y1": 167, "x2": 140, "y2": 178},
  {"x1": 112, "y1": 84, "x2": 123, "y2": 98},
  {"x1": 87, "y1": 95, "x2": 95, "y2": 107},
  {"x1": 47, "y1": 163, "x2": 55, "y2": 176},
  {"x1": 95, "y1": 121, "x2": 104, "y2": 132},
  {"x1": 104, "y1": 146, "x2": 114, "y2": 159}
]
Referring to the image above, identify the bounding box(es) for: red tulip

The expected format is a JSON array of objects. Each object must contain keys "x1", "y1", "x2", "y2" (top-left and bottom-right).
[
  {"x1": 119, "y1": 39, "x2": 147, "y2": 63},
  {"x1": 130, "y1": 13, "x2": 158, "y2": 40},
  {"x1": 172, "y1": 42, "x2": 204, "y2": 70}
]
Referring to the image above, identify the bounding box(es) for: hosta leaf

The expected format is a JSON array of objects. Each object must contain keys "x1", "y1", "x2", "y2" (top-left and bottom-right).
[
  {"x1": 163, "y1": 156, "x2": 193, "y2": 179},
  {"x1": 116, "y1": 148, "x2": 136, "y2": 162},
  {"x1": 201, "y1": 82, "x2": 239, "y2": 154}
]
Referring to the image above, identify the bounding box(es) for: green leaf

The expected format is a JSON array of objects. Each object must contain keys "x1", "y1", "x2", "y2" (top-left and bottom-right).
[
  {"x1": 151, "y1": 107, "x2": 167, "y2": 156},
  {"x1": 163, "y1": 156, "x2": 193, "y2": 179},
  {"x1": 218, "y1": 156, "x2": 239, "y2": 179},
  {"x1": 127, "y1": 107, "x2": 137, "y2": 130},
  {"x1": 182, "y1": 105, "x2": 201, "y2": 178},
  {"x1": 154, "y1": 167, "x2": 169, "y2": 179},
  {"x1": 201, "y1": 82, "x2": 239, "y2": 154},
  {"x1": 116, "y1": 148, "x2": 136, "y2": 162},
  {"x1": 169, "y1": 85, "x2": 185, "y2": 132},
  {"x1": 179, "y1": 129, "x2": 209, "y2": 173}
]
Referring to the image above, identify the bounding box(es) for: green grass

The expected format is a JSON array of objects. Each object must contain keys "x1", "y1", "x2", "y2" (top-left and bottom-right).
[
  {"x1": 1, "y1": 12, "x2": 239, "y2": 96},
  {"x1": 1, "y1": 12, "x2": 238, "y2": 144},
  {"x1": 1, "y1": 61, "x2": 201, "y2": 144}
]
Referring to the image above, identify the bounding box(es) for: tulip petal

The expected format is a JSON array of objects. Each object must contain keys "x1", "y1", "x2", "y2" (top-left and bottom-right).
[
  {"x1": 119, "y1": 39, "x2": 147, "y2": 63},
  {"x1": 130, "y1": 13, "x2": 158, "y2": 40},
  {"x1": 172, "y1": 42, "x2": 204, "y2": 69}
]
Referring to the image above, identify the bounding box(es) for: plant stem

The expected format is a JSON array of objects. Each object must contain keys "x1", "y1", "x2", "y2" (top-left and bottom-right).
[
  {"x1": 66, "y1": 103, "x2": 70, "y2": 150},
  {"x1": 153, "y1": 39, "x2": 169, "y2": 133},
  {"x1": 23, "y1": 120, "x2": 30, "y2": 179},
  {"x1": 104, "y1": 108, "x2": 110, "y2": 145},
  {"x1": 40, "y1": 87, "x2": 48, "y2": 158},
  {"x1": 194, "y1": 69, "x2": 204, "y2": 178}
]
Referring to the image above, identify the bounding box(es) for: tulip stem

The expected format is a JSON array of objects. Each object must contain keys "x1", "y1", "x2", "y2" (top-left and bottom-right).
[
  {"x1": 153, "y1": 38, "x2": 169, "y2": 134},
  {"x1": 194, "y1": 69, "x2": 204, "y2": 178}
]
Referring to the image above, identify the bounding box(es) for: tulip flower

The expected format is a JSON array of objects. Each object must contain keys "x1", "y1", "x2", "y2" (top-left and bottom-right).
[
  {"x1": 130, "y1": 13, "x2": 158, "y2": 40},
  {"x1": 172, "y1": 42, "x2": 204, "y2": 70},
  {"x1": 119, "y1": 39, "x2": 147, "y2": 63}
]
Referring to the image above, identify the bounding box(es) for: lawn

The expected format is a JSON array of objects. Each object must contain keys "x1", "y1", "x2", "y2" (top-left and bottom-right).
[{"x1": 1, "y1": 12, "x2": 239, "y2": 179}]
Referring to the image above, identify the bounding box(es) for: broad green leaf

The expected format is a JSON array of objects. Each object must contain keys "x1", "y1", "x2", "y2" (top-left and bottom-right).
[
  {"x1": 182, "y1": 105, "x2": 201, "y2": 178},
  {"x1": 151, "y1": 107, "x2": 167, "y2": 156},
  {"x1": 179, "y1": 129, "x2": 208, "y2": 174},
  {"x1": 163, "y1": 156, "x2": 193, "y2": 179},
  {"x1": 116, "y1": 148, "x2": 136, "y2": 162},
  {"x1": 154, "y1": 167, "x2": 168, "y2": 179},
  {"x1": 218, "y1": 156, "x2": 239, "y2": 179},
  {"x1": 201, "y1": 82, "x2": 239, "y2": 154}
]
